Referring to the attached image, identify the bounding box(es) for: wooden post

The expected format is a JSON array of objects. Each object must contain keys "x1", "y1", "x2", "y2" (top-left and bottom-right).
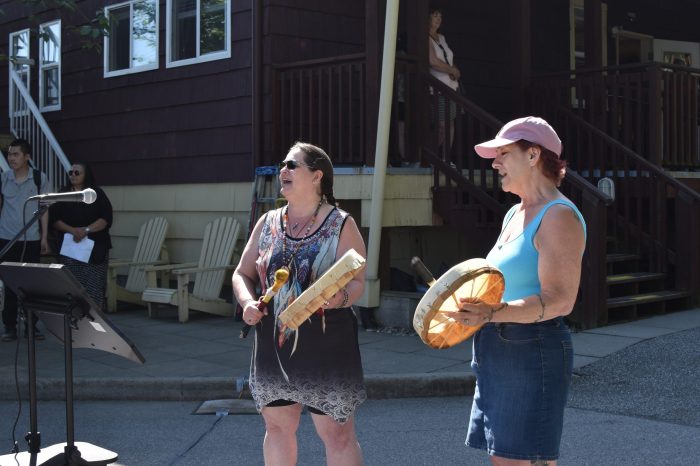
[
  {"x1": 252, "y1": 0, "x2": 263, "y2": 166},
  {"x1": 584, "y1": 0, "x2": 603, "y2": 69},
  {"x1": 648, "y1": 64, "x2": 663, "y2": 165},
  {"x1": 676, "y1": 193, "x2": 700, "y2": 305},
  {"x1": 365, "y1": 0, "x2": 385, "y2": 166},
  {"x1": 404, "y1": 0, "x2": 429, "y2": 164},
  {"x1": 581, "y1": 191, "x2": 608, "y2": 328}
]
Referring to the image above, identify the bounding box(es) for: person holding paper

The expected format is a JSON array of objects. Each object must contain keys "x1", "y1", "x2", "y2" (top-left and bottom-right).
[{"x1": 50, "y1": 163, "x2": 113, "y2": 309}]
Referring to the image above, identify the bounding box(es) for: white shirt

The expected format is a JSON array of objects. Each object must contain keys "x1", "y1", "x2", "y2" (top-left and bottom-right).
[{"x1": 429, "y1": 34, "x2": 459, "y2": 91}]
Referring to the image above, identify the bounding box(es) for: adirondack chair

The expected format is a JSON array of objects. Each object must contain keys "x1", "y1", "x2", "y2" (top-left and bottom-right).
[
  {"x1": 141, "y1": 216, "x2": 241, "y2": 323},
  {"x1": 106, "y1": 216, "x2": 169, "y2": 312}
]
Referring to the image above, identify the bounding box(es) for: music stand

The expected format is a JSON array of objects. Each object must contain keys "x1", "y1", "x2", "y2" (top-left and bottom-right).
[{"x1": 0, "y1": 262, "x2": 145, "y2": 466}]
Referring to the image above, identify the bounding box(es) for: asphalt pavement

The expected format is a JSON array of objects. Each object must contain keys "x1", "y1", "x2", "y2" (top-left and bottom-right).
[
  {"x1": 0, "y1": 306, "x2": 699, "y2": 401},
  {"x1": 0, "y1": 307, "x2": 698, "y2": 465}
]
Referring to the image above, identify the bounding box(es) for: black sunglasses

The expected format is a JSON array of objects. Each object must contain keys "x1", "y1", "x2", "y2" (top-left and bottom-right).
[
  {"x1": 68, "y1": 170, "x2": 82, "y2": 176},
  {"x1": 278, "y1": 160, "x2": 311, "y2": 170}
]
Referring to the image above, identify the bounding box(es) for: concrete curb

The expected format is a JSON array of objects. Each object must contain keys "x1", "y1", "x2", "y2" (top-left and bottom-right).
[{"x1": 0, "y1": 373, "x2": 476, "y2": 402}]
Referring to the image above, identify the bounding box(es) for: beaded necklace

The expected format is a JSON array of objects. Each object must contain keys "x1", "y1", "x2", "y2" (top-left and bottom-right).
[{"x1": 282, "y1": 199, "x2": 324, "y2": 269}]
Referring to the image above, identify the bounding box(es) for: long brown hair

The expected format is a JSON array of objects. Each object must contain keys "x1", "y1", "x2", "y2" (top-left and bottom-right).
[{"x1": 289, "y1": 142, "x2": 337, "y2": 205}]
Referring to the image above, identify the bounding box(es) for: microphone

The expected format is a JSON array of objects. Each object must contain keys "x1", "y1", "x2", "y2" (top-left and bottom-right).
[{"x1": 28, "y1": 188, "x2": 97, "y2": 204}]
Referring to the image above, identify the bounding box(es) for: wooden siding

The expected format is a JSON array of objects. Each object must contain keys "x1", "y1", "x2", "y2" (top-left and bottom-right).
[
  {"x1": 105, "y1": 172, "x2": 436, "y2": 264},
  {"x1": 530, "y1": 0, "x2": 570, "y2": 74},
  {"x1": 261, "y1": 0, "x2": 365, "y2": 162},
  {"x1": 0, "y1": 0, "x2": 255, "y2": 186},
  {"x1": 437, "y1": 0, "x2": 526, "y2": 120}
]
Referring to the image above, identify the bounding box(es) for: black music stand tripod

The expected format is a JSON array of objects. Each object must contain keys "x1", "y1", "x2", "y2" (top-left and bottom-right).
[{"x1": 0, "y1": 262, "x2": 145, "y2": 466}]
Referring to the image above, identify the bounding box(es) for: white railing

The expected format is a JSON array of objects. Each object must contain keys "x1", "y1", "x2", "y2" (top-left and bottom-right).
[
  {"x1": 0, "y1": 150, "x2": 10, "y2": 172},
  {"x1": 8, "y1": 67, "x2": 70, "y2": 192}
]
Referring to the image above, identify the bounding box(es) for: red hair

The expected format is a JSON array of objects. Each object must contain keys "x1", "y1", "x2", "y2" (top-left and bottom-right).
[{"x1": 515, "y1": 140, "x2": 566, "y2": 187}]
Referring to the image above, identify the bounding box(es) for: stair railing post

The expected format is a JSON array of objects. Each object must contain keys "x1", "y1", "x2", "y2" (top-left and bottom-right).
[{"x1": 647, "y1": 63, "x2": 662, "y2": 166}]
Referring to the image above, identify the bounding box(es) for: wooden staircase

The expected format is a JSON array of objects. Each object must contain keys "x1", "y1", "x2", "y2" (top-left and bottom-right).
[
  {"x1": 269, "y1": 54, "x2": 699, "y2": 330},
  {"x1": 421, "y1": 73, "x2": 699, "y2": 329},
  {"x1": 605, "y1": 241, "x2": 691, "y2": 322}
]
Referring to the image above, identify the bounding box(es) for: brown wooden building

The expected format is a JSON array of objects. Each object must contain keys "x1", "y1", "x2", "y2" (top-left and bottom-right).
[{"x1": 1, "y1": 0, "x2": 699, "y2": 327}]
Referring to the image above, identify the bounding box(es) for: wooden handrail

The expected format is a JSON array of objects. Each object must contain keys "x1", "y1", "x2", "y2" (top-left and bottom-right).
[
  {"x1": 422, "y1": 147, "x2": 507, "y2": 215},
  {"x1": 532, "y1": 62, "x2": 700, "y2": 169},
  {"x1": 272, "y1": 54, "x2": 367, "y2": 165},
  {"x1": 541, "y1": 103, "x2": 700, "y2": 311},
  {"x1": 273, "y1": 53, "x2": 366, "y2": 71},
  {"x1": 533, "y1": 61, "x2": 700, "y2": 78},
  {"x1": 565, "y1": 169, "x2": 614, "y2": 206},
  {"x1": 557, "y1": 106, "x2": 700, "y2": 201},
  {"x1": 424, "y1": 74, "x2": 503, "y2": 129}
]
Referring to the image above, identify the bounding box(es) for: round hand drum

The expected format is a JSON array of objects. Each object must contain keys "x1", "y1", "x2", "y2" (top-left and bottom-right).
[
  {"x1": 413, "y1": 258, "x2": 505, "y2": 349},
  {"x1": 279, "y1": 249, "x2": 366, "y2": 330}
]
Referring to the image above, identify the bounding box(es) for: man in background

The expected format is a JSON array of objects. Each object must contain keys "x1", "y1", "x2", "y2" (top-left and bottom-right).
[{"x1": 0, "y1": 139, "x2": 49, "y2": 341}]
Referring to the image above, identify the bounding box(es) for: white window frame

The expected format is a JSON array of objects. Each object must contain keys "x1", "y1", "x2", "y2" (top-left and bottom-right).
[
  {"x1": 166, "y1": 0, "x2": 231, "y2": 68},
  {"x1": 9, "y1": 29, "x2": 32, "y2": 86},
  {"x1": 104, "y1": 0, "x2": 160, "y2": 78},
  {"x1": 8, "y1": 29, "x2": 32, "y2": 117},
  {"x1": 39, "y1": 20, "x2": 61, "y2": 112}
]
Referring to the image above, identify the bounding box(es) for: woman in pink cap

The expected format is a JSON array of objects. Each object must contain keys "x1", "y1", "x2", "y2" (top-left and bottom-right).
[{"x1": 445, "y1": 116, "x2": 586, "y2": 465}]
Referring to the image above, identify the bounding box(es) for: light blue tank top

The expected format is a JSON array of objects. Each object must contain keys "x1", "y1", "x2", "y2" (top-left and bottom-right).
[{"x1": 486, "y1": 199, "x2": 586, "y2": 302}]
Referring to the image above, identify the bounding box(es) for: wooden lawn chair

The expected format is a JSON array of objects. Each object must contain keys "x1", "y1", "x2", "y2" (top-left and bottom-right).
[
  {"x1": 106, "y1": 216, "x2": 169, "y2": 312},
  {"x1": 141, "y1": 216, "x2": 241, "y2": 323}
]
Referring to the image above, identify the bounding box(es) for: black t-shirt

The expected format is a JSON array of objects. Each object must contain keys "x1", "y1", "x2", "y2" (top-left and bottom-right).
[{"x1": 49, "y1": 186, "x2": 113, "y2": 263}]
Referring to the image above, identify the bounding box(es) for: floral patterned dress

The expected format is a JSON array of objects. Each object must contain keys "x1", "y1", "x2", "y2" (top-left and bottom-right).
[{"x1": 250, "y1": 206, "x2": 366, "y2": 423}]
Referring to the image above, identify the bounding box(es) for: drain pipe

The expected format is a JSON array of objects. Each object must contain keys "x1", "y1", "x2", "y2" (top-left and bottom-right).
[{"x1": 359, "y1": 0, "x2": 399, "y2": 308}]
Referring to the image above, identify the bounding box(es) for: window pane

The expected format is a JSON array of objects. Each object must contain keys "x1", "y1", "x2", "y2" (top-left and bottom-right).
[
  {"x1": 42, "y1": 68, "x2": 60, "y2": 107},
  {"x1": 41, "y1": 23, "x2": 60, "y2": 65},
  {"x1": 11, "y1": 31, "x2": 29, "y2": 58},
  {"x1": 109, "y1": 5, "x2": 131, "y2": 71},
  {"x1": 11, "y1": 31, "x2": 30, "y2": 86},
  {"x1": 172, "y1": 0, "x2": 196, "y2": 60},
  {"x1": 133, "y1": 0, "x2": 158, "y2": 66},
  {"x1": 200, "y1": 0, "x2": 225, "y2": 55}
]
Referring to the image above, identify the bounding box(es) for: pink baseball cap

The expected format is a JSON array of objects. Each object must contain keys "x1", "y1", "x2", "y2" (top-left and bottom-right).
[{"x1": 474, "y1": 116, "x2": 562, "y2": 159}]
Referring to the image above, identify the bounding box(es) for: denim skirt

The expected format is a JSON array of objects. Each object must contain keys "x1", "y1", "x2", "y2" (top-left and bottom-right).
[{"x1": 466, "y1": 317, "x2": 573, "y2": 461}]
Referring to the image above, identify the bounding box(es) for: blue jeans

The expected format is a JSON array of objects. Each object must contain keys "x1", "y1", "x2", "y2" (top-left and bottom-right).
[{"x1": 466, "y1": 317, "x2": 573, "y2": 460}]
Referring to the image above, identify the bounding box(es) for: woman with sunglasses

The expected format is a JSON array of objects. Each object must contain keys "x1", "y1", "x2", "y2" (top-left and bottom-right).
[
  {"x1": 50, "y1": 163, "x2": 113, "y2": 309},
  {"x1": 233, "y1": 142, "x2": 367, "y2": 466}
]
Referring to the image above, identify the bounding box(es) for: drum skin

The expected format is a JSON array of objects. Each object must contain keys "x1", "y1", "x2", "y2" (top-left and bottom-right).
[
  {"x1": 413, "y1": 258, "x2": 505, "y2": 349},
  {"x1": 279, "y1": 249, "x2": 366, "y2": 330}
]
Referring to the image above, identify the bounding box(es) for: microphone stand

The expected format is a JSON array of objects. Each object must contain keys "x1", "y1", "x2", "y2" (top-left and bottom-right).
[
  {"x1": 0, "y1": 201, "x2": 51, "y2": 455},
  {"x1": 0, "y1": 200, "x2": 120, "y2": 465}
]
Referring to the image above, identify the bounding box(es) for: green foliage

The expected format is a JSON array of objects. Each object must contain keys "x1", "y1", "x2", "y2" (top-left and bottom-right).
[{"x1": 2, "y1": 0, "x2": 108, "y2": 54}]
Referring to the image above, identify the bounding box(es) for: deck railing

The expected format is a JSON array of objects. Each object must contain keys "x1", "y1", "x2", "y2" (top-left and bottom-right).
[
  {"x1": 272, "y1": 54, "x2": 367, "y2": 164},
  {"x1": 270, "y1": 55, "x2": 699, "y2": 326},
  {"x1": 539, "y1": 105, "x2": 700, "y2": 311},
  {"x1": 9, "y1": 67, "x2": 70, "y2": 191},
  {"x1": 420, "y1": 74, "x2": 512, "y2": 228},
  {"x1": 421, "y1": 74, "x2": 617, "y2": 327},
  {"x1": 531, "y1": 62, "x2": 700, "y2": 169}
]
